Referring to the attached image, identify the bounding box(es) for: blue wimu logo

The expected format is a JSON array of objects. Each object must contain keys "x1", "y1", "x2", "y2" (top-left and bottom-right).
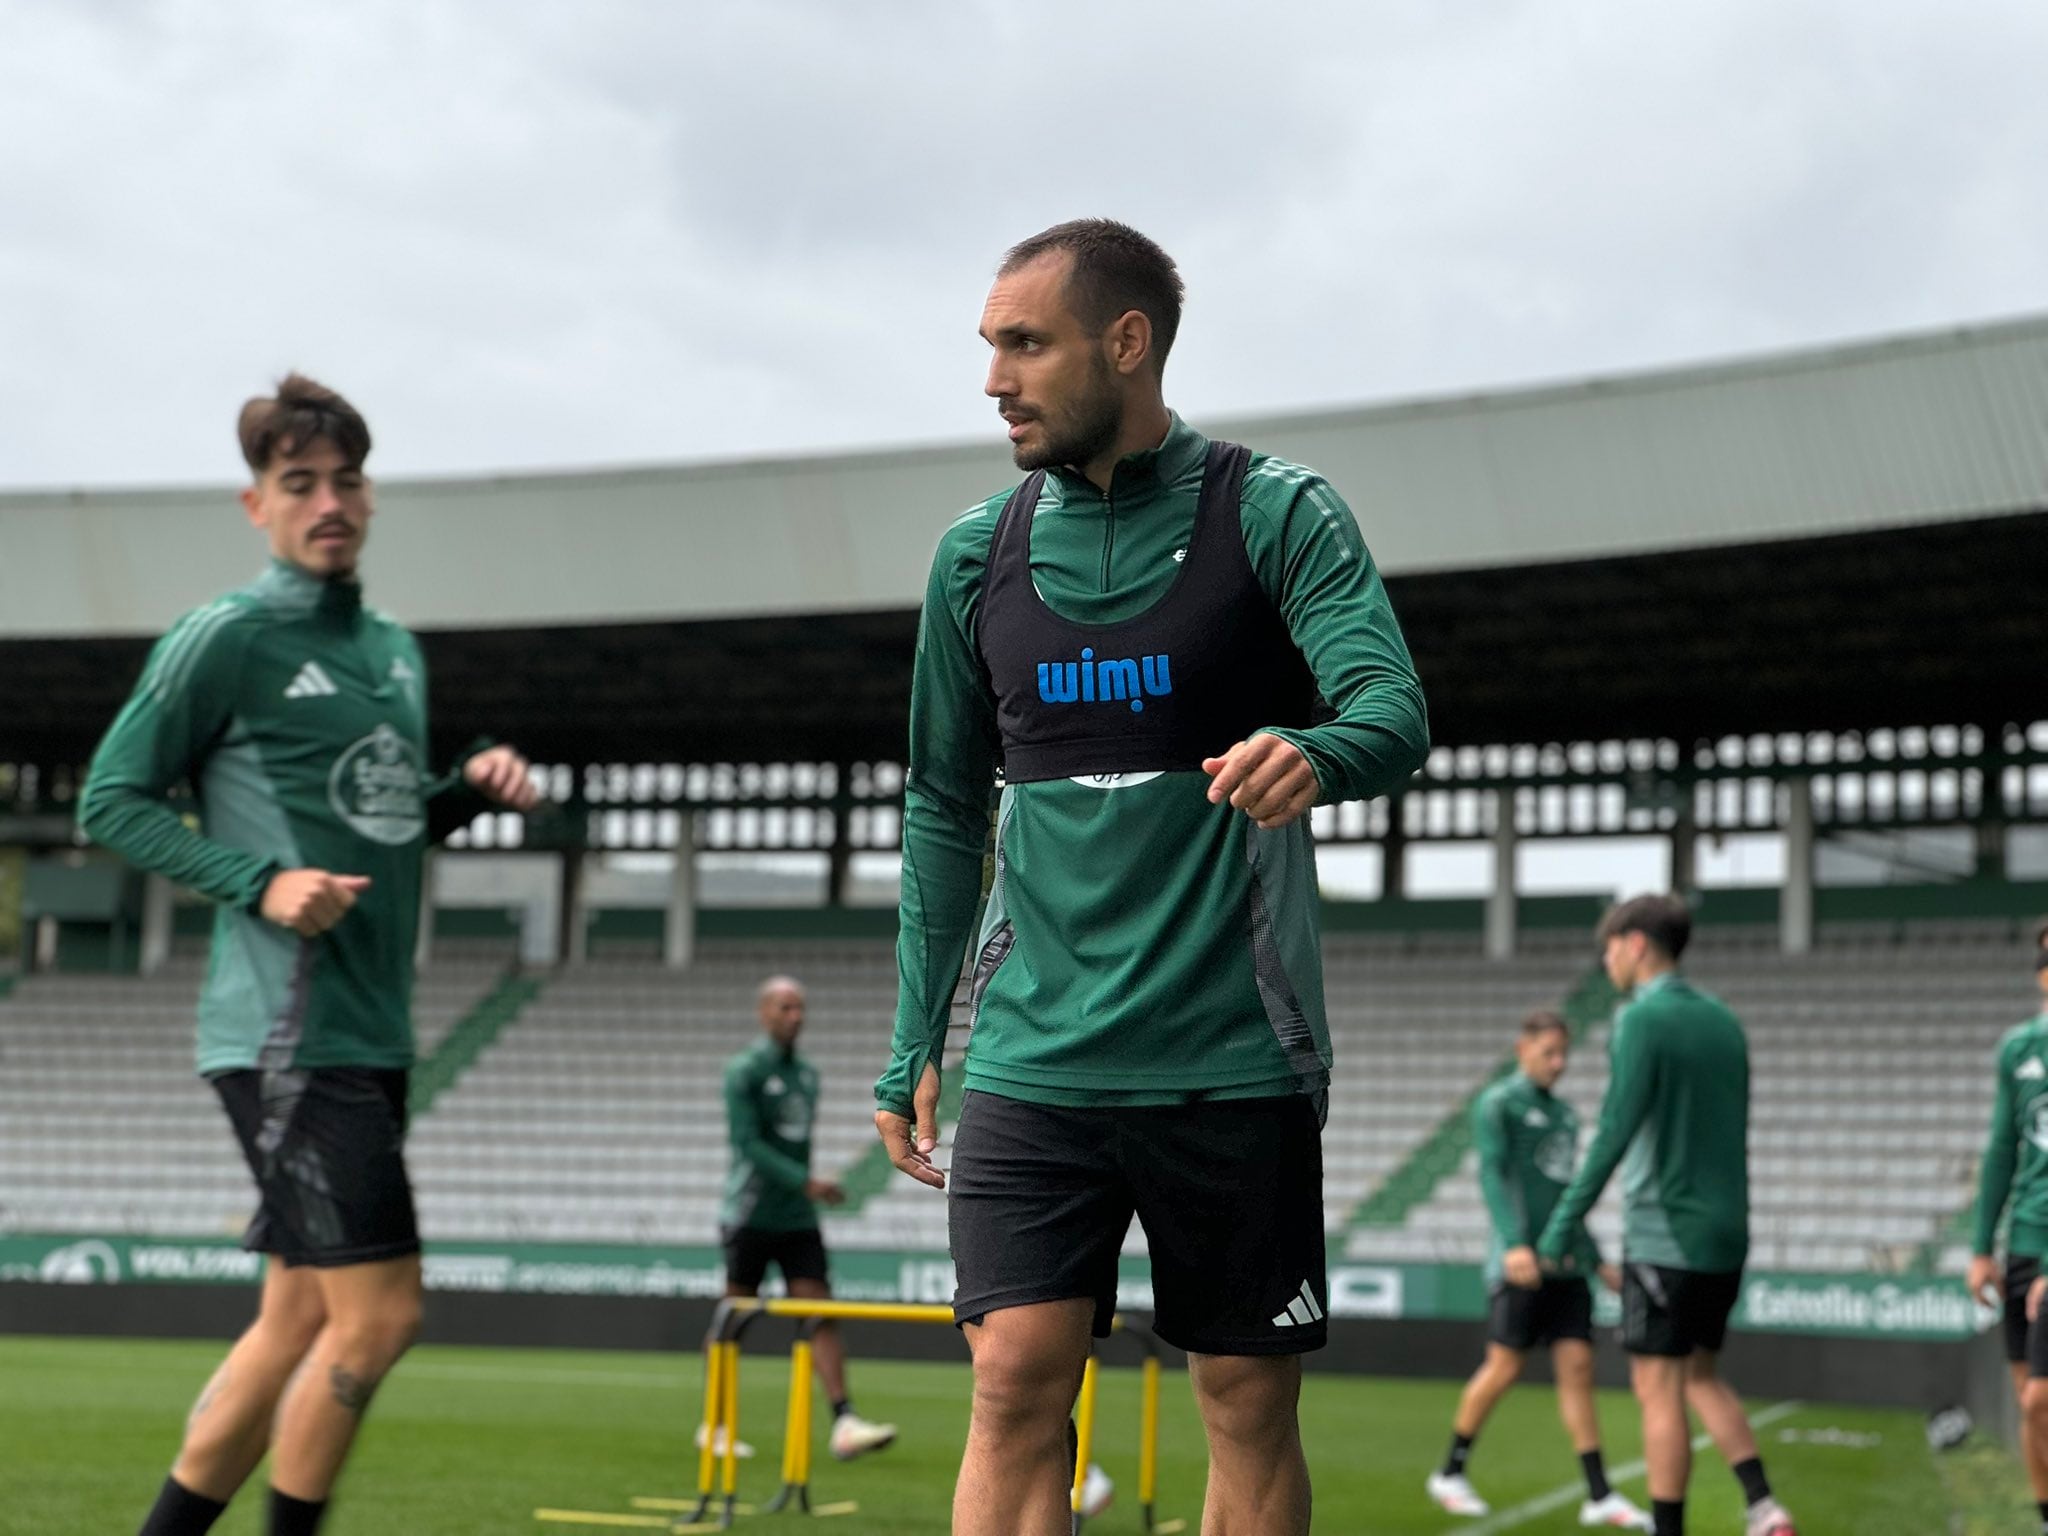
[{"x1": 1035, "y1": 648, "x2": 1173, "y2": 713}]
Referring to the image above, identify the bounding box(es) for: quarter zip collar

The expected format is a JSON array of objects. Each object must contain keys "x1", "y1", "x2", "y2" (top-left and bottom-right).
[
  {"x1": 255, "y1": 558, "x2": 364, "y2": 626},
  {"x1": 1631, "y1": 969, "x2": 1681, "y2": 1002},
  {"x1": 1043, "y1": 411, "x2": 1209, "y2": 506}
]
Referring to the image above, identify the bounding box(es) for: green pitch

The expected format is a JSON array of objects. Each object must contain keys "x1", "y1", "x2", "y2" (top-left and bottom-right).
[{"x1": 0, "y1": 1334, "x2": 2030, "y2": 1535}]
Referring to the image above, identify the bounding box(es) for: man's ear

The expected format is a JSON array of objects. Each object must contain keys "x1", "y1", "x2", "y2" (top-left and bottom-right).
[
  {"x1": 1107, "y1": 309, "x2": 1154, "y2": 377},
  {"x1": 239, "y1": 483, "x2": 265, "y2": 529}
]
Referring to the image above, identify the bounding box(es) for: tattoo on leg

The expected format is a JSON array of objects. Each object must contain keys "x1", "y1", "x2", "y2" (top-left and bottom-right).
[
  {"x1": 188, "y1": 1364, "x2": 231, "y2": 1427},
  {"x1": 328, "y1": 1364, "x2": 380, "y2": 1415}
]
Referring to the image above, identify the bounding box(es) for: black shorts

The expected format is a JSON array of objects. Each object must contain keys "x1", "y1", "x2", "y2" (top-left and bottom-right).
[
  {"x1": 721, "y1": 1226, "x2": 830, "y2": 1291},
  {"x1": 1998, "y1": 1255, "x2": 2048, "y2": 1373},
  {"x1": 1490, "y1": 1278, "x2": 1594, "y2": 1352},
  {"x1": 948, "y1": 1089, "x2": 1327, "y2": 1357},
  {"x1": 212, "y1": 1066, "x2": 419, "y2": 1269},
  {"x1": 1622, "y1": 1262, "x2": 1742, "y2": 1357}
]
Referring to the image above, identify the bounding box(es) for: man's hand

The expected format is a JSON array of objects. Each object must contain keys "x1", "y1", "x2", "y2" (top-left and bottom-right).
[
  {"x1": 1503, "y1": 1246, "x2": 1541, "y2": 1290},
  {"x1": 260, "y1": 869, "x2": 371, "y2": 937},
  {"x1": 874, "y1": 1061, "x2": 944, "y2": 1190},
  {"x1": 2030, "y1": 1274, "x2": 2047, "y2": 1325},
  {"x1": 805, "y1": 1178, "x2": 846, "y2": 1207},
  {"x1": 464, "y1": 745, "x2": 540, "y2": 811},
  {"x1": 1598, "y1": 1263, "x2": 1623, "y2": 1295},
  {"x1": 1200, "y1": 733, "x2": 1319, "y2": 830},
  {"x1": 1968, "y1": 1253, "x2": 2002, "y2": 1310}
]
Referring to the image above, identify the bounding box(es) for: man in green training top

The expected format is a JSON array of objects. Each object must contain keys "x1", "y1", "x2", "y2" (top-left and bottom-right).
[
  {"x1": 873, "y1": 218, "x2": 1429, "y2": 1535},
  {"x1": 1429, "y1": 1011, "x2": 1649, "y2": 1529},
  {"x1": 80, "y1": 375, "x2": 539, "y2": 1536},
  {"x1": 1537, "y1": 895, "x2": 1795, "y2": 1536},
  {"x1": 718, "y1": 975, "x2": 897, "y2": 1463},
  {"x1": 1965, "y1": 918, "x2": 2048, "y2": 1536}
]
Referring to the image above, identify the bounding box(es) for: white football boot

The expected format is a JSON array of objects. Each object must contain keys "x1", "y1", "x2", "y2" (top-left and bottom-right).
[{"x1": 1426, "y1": 1470, "x2": 1491, "y2": 1516}]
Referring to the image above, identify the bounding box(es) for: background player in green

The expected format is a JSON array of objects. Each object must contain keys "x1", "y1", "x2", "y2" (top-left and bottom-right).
[
  {"x1": 718, "y1": 975, "x2": 897, "y2": 1463},
  {"x1": 1429, "y1": 1011, "x2": 1649, "y2": 1529},
  {"x1": 1965, "y1": 918, "x2": 2048, "y2": 1535},
  {"x1": 80, "y1": 375, "x2": 540, "y2": 1536},
  {"x1": 874, "y1": 219, "x2": 1429, "y2": 1535},
  {"x1": 1538, "y1": 896, "x2": 1795, "y2": 1536}
]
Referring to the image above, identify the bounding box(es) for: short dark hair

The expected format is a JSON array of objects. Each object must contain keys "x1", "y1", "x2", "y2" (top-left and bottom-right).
[
  {"x1": 1519, "y1": 1009, "x2": 1569, "y2": 1041},
  {"x1": 1596, "y1": 893, "x2": 1692, "y2": 961},
  {"x1": 237, "y1": 373, "x2": 371, "y2": 475},
  {"x1": 1000, "y1": 218, "x2": 1185, "y2": 370}
]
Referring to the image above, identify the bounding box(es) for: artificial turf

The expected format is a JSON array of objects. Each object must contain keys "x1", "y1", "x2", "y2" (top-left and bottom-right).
[{"x1": 0, "y1": 1334, "x2": 2025, "y2": 1534}]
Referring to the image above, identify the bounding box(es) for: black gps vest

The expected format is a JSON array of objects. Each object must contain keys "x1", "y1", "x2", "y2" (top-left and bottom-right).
[{"x1": 977, "y1": 440, "x2": 1319, "y2": 785}]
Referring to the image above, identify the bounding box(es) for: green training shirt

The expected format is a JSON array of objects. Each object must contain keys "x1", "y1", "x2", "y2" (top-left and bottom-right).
[
  {"x1": 722, "y1": 1037, "x2": 821, "y2": 1233},
  {"x1": 1537, "y1": 972, "x2": 1750, "y2": 1273},
  {"x1": 876, "y1": 413, "x2": 1430, "y2": 1115},
  {"x1": 80, "y1": 560, "x2": 478, "y2": 1075},
  {"x1": 1474, "y1": 1070, "x2": 1602, "y2": 1286},
  {"x1": 1972, "y1": 1013, "x2": 2048, "y2": 1259}
]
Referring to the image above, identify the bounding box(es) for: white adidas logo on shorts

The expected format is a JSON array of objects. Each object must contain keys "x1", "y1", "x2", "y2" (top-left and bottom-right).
[{"x1": 1270, "y1": 1279, "x2": 1324, "y2": 1328}]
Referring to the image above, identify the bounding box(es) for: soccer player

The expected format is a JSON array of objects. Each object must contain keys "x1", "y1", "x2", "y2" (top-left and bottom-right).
[
  {"x1": 79, "y1": 375, "x2": 540, "y2": 1536},
  {"x1": 1428, "y1": 1011, "x2": 1650, "y2": 1529},
  {"x1": 1965, "y1": 918, "x2": 2048, "y2": 1535},
  {"x1": 874, "y1": 218, "x2": 1430, "y2": 1535},
  {"x1": 718, "y1": 975, "x2": 897, "y2": 1462},
  {"x1": 1537, "y1": 896, "x2": 1795, "y2": 1536}
]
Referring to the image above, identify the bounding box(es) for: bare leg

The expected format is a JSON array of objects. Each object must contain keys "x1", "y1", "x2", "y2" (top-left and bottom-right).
[
  {"x1": 2011, "y1": 1361, "x2": 2048, "y2": 1501},
  {"x1": 1451, "y1": 1344, "x2": 1527, "y2": 1440},
  {"x1": 1682, "y1": 1351, "x2": 1757, "y2": 1467},
  {"x1": 787, "y1": 1277, "x2": 847, "y2": 1405},
  {"x1": 1188, "y1": 1353, "x2": 1310, "y2": 1536},
  {"x1": 167, "y1": 1259, "x2": 327, "y2": 1501},
  {"x1": 267, "y1": 1254, "x2": 423, "y2": 1501},
  {"x1": 1553, "y1": 1339, "x2": 1601, "y2": 1454},
  {"x1": 2021, "y1": 1373, "x2": 2048, "y2": 1503},
  {"x1": 954, "y1": 1299, "x2": 1093, "y2": 1536},
  {"x1": 1631, "y1": 1354, "x2": 1691, "y2": 1506}
]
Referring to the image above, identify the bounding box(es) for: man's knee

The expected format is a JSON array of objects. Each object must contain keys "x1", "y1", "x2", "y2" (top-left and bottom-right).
[
  {"x1": 966, "y1": 1322, "x2": 1088, "y2": 1436},
  {"x1": 1631, "y1": 1354, "x2": 1684, "y2": 1406},
  {"x1": 1190, "y1": 1354, "x2": 1303, "y2": 1451},
  {"x1": 2021, "y1": 1375, "x2": 2048, "y2": 1434},
  {"x1": 256, "y1": 1275, "x2": 328, "y2": 1354},
  {"x1": 330, "y1": 1291, "x2": 423, "y2": 1371}
]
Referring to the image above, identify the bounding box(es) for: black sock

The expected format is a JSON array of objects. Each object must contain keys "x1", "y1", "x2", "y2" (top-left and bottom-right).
[
  {"x1": 1732, "y1": 1455, "x2": 1772, "y2": 1508},
  {"x1": 831, "y1": 1397, "x2": 852, "y2": 1420},
  {"x1": 2036, "y1": 1499, "x2": 2046, "y2": 1533},
  {"x1": 1580, "y1": 1448, "x2": 1611, "y2": 1500},
  {"x1": 1652, "y1": 1498, "x2": 1684, "y2": 1536},
  {"x1": 1442, "y1": 1432, "x2": 1474, "y2": 1478},
  {"x1": 267, "y1": 1489, "x2": 328, "y2": 1536},
  {"x1": 138, "y1": 1477, "x2": 227, "y2": 1536}
]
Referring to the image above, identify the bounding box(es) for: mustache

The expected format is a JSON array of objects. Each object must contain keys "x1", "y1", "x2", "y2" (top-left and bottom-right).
[{"x1": 311, "y1": 517, "x2": 356, "y2": 539}]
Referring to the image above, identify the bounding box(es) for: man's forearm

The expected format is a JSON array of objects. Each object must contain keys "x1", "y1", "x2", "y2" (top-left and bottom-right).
[
  {"x1": 79, "y1": 786, "x2": 274, "y2": 907},
  {"x1": 877, "y1": 782, "x2": 989, "y2": 1114}
]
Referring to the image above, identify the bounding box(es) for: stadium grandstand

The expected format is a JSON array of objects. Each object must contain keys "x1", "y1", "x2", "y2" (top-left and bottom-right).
[{"x1": 4, "y1": 312, "x2": 2048, "y2": 1420}]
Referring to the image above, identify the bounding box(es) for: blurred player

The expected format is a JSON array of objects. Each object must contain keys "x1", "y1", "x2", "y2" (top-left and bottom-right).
[
  {"x1": 1966, "y1": 918, "x2": 2048, "y2": 1535},
  {"x1": 1537, "y1": 895, "x2": 1794, "y2": 1536},
  {"x1": 1428, "y1": 1011, "x2": 1649, "y2": 1529},
  {"x1": 80, "y1": 375, "x2": 540, "y2": 1536},
  {"x1": 874, "y1": 218, "x2": 1429, "y2": 1535},
  {"x1": 717, "y1": 975, "x2": 897, "y2": 1462}
]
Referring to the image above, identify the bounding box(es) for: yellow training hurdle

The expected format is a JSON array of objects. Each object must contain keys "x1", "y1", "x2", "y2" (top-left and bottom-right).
[{"x1": 686, "y1": 1296, "x2": 1171, "y2": 1533}]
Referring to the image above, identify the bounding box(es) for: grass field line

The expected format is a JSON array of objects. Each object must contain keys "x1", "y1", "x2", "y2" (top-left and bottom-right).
[
  {"x1": 1453, "y1": 1399, "x2": 1804, "y2": 1534},
  {"x1": 404, "y1": 1362, "x2": 683, "y2": 1389}
]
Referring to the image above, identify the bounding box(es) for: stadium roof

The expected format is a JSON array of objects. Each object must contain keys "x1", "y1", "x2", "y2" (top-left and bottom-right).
[
  {"x1": 3, "y1": 316, "x2": 2044, "y2": 767},
  {"x1": 2, "y1": 314, "x2": 2045, "y2": 641}
]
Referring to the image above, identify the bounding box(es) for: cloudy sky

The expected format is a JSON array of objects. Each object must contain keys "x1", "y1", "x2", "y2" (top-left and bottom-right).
[{"x1": 3, "y1": 0, "x2": 2044, "y2": 487}]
